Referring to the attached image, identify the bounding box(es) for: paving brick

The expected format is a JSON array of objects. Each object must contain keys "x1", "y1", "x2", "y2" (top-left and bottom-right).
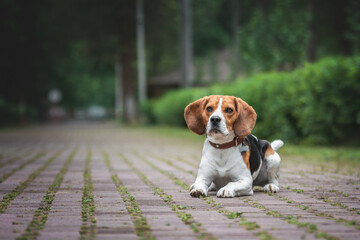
[
  {"x1": 0, "y1": 123, "x2": 359, "y2": 240},
  {"x1": 38, "y1": 147, "x2": 85, "y2": 240},
  {"x1": 90, "y1": 148, "x2": 138, "y2": 239},
  {"x1": 0, "y1": 149, "x2": 71, "y2": 239}
]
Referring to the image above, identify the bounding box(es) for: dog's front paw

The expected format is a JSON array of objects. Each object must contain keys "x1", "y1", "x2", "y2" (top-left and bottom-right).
[
  {"x1": 264, "y1": 184, "x2": 279, "y2": 193},
  {"x1": 217, "y1": 186, "x2": 236, "y2": 198},
  {"x1": 189, "y1": 183, "x2": 208, "y2": 198}
]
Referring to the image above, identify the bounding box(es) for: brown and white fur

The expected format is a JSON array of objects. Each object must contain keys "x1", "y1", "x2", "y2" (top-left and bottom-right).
[{"x1": 184, "y1": 95, "x2": 284, "y2": 198}]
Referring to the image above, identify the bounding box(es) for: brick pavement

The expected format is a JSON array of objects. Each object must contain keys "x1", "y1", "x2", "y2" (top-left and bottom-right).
[{"x1": 0, "y1": 122, "x2": 359, "y2": 240}]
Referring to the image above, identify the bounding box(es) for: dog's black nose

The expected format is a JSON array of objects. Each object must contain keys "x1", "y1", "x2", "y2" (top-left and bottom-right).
[{"x1": 210, "y1": 116, "x2": 221, "y2": 124}]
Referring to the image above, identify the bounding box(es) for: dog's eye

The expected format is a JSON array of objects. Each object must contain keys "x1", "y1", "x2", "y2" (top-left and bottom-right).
[
  {"x1": 206, "y1": 106, "x2": 213, "y2": 112},
  {"x1": 225, "y1": 108, "x2": 233, "y2": 114}
]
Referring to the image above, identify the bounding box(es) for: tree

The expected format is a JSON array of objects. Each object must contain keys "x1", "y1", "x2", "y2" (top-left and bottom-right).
[
  {"x1": 136, "y1": 0, "x2": 147, "y2": 103},
  {"x1": 231, "y1": 0, "x2": 241, "y2": 79},
  {"x1": 180, "y1": 0, "x2": 194, "y2": 87},
  {"x1": 306, "y1": 0, "x2": 317, "y2": 62}
]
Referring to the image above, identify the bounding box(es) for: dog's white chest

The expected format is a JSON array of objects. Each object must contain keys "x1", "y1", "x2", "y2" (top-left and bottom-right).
[
  {"x1": 212, "y1": 154, "x2": 246, "y2": 189},
  {"x1": 216, "y1": 167, "x2": 230, "y2": 178},
  {"x1": 204, "y1": 144, "x2": 247, "y2": 179}
]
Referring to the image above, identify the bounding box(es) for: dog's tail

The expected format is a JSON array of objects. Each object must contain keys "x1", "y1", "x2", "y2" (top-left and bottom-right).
[{"x1": 271, "y1": 140, "x2": 284, "y2": 151}]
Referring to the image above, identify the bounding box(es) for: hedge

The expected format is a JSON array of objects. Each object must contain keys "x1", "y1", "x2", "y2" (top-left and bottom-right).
[{"x1": 142, "y1": 56, "x2": 360, "y2": 144}]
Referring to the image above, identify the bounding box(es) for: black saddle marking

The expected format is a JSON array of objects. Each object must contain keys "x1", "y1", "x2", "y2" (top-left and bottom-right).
[{"x1": 245, "y1": 135, "x2": 270, "y2": 175}]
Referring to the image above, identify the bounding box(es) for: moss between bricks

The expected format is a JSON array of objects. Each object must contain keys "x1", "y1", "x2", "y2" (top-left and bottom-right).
[
  {"x1": 151, "y1": 154, "x2": 197, "y2": 177},
  {"x1": 102, "y1": 151, "x2": 155, "y2": 240},
  {"x1": 0, "y1": 150, "x2": 62, "y2": 213},
  {"x1": 290, "y1": 180, "x2": 358, "y2": 214},
  {"x1": 0, "y1": 152, "x2": 44, "y2": 183},
  {"x1": 245, "y1": 199, "x2": 339, "y2": 240},
  {"x1": 80, "y1": 149, "x2": 96, "y2": 240},
  {"x1": 17, "y1": 148, "x2": 77, "y2": 240},
  {"x1": 283, "y1": 186, "x2": 360, "y2": 228},
  {"x1": 267, "y1": 191, "x2": 360, "y2": 230},
  {"x1": 0, "y1": 149, "x2": 34, "y2": 170},
  {"x1": 117, "y1": 151, "x2": 216, "y2": 240},
  {"x1": 134, "y1": 152, "x2": 190, "y2": 191},
  {"x1": 134, "y1": 152, "x2": 275, "y2": 240},
  {"x1": 175, "y1": 156, "x2": 198, "y2": 169}
]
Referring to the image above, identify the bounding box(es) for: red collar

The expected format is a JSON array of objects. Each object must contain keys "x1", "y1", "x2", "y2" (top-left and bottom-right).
[{"x1": 209, "y1": 137, "x2": 244, "y2": 149}]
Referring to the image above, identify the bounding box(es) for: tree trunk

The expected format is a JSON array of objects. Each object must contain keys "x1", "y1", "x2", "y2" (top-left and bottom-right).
[
  {"x1": 118, "y1": 0, "x2": 137, "y2": 123},
  {"x1": 180, "y1": 0, "x2": 194, "y2": 88},
  {"x1": 231, "y1": 0, "x2": 240, "y2": 80},
  {"x1": 121, "y1": 50, "x2": 137, "y2": 124},
  {"x1": 306, "y1": 0, "x2": 317, "y2": 62},
  {"x1": 115, "y1": 54, "x2": 123, "y2": 120},
  {"x1": 334, "y1": 0, "x2": 352, "y2": 56},
  {"x1": 136, "y1": 0, "x2": 147, "y2": 102}
]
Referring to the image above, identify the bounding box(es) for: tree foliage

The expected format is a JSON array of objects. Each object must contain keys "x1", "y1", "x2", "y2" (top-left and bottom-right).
[
  {"x1": 238, "y1": 0, "x2": 309, "y2": 71},
  {"x1": 0, "y1": 0, "x2": 359, "y2": 126}
]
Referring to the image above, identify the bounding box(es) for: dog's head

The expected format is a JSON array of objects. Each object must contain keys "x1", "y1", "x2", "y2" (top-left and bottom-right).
[{"x1": 184, "y1": 95, "x2": 257, "y2": 140}]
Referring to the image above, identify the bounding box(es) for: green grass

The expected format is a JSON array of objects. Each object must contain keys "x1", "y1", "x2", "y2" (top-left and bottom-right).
[
  {"x1": 0, "y1": 149, "x2": 34, "y2": 169},
  {"x1": 122, "y1": 124, "x2": 205, "y2": 142},
  {"x1": 246, "y1": 199, "x2": 338, "y2": 239},
  {"x1": 0, "y1": 150, "x2": 62, "y2": 213},
  {"x1": 0, "y1": 151, "x2": 44, "y2": 183},
  {"x1": 80, "y1": 149, "x2": 96, "y2": 239},
  {"x1": 226, "y1": 211, "x2": 243, "y2": 219},
  {"x1": 17, "y1": 148, "x2": 77, "y2": 240},
  {"x1": 269, "y1": 191, "x2": 360, "y2": 230},
  {"x1": 281, "y1": 145, "x2": 360, "y2": 163},
  {"x1": 134, "y1": 152, "x2": 190, "y2": 190},
  {"x1": 117, "y1": 152, "x2": 206, "y2": 237},
  {"x1": 134, "y1": 151, "x2": 274, "y2": 238},
  {"x1": 281, "y1": 145, "x2": 360, "y2": 174},
  {"x1": 102, "y1": 151, "x2": 155, "y2": 240}
]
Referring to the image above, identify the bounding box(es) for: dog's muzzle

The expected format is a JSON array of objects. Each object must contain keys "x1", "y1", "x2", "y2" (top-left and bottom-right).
[{"x1": 208, "y1": 116, "x2": 225, "y2": 135}]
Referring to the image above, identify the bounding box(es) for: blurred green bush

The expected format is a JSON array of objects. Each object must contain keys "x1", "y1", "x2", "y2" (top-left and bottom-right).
[{"x1": 142, "y1": 56, "x2": 360, "y2": 144}]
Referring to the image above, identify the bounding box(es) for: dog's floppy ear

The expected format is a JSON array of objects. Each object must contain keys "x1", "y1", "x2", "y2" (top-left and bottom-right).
[
  {"x1": 184, "y1": 96, "x2": 209, "y2": 135},
  {"x1": 234, "y1": 97, "x2": 257, "y2": 137}
]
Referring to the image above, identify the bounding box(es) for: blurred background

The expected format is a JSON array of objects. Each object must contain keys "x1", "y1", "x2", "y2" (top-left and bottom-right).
[{"x1": 1, "y1": 0, "x2": 359, "y2": 145}]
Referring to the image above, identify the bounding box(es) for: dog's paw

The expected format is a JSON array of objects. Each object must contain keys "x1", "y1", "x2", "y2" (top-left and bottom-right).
[
  {"x1": 189, "y1": 184, "x2": 207, "y2": 198},
  {"x1": 264, "y1": 184, "x2": 279, "y2": 193},
  {"x1": 217, "y1": 187, "x2": 236, "y2": 198}
]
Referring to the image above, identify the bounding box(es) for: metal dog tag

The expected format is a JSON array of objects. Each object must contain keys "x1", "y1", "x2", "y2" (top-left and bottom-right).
[{"x1": 238, "y1": 144, "x2": 249, "y2": 153}]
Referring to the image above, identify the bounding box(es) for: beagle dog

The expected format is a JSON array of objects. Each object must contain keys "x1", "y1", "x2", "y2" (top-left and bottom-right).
[{"x1": 184, "y1": 95, "x2": 284, "y2": 198}]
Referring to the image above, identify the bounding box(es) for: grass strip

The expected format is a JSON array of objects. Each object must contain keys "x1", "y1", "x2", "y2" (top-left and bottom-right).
[
  {"x1": 102, "y1": 151, "x2": 154, "y2": 240},
  {"x1": 245, "y1": 199, "x2": 339, "y2": 240},
  {"x1": 162, "y1": 149, "x2": 359, "y2": 233},
  {"x1": 80, "y1": 149, "x2": 96, "y2": 240},
  {"x1": 175, "y1": 156, "x2": 199, "y2": 168},
  {"x1": 0, "y1": 149, "x2": 34, "y2": 169},
  {"x1": 151, "y1": 154, "x2": 196, "y2": 177},
  {"x1": 134, "y1": 153, "x2": 275, "y2": 240},
  {"x1": 284, "y1": 184, "x2": 359, "y2": 214},
  {"x1": 267, "y1": 191, "x2": 360, "y2": 230},
  {"x1": 17, "y1": 148, "x2": 77, "y2": 240},
  {"x1": 118, "y1": 151, "x2": 216, "y2": 240},
  {"x1": 134, "y1": 153, "x2": 190, "y2": 190},
  {"x1": 0, "y1": 150, "x2": 62, "y2": 213},
  {"x1": 0, "y1": 151, "x2": 44, "y2": 183}
]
